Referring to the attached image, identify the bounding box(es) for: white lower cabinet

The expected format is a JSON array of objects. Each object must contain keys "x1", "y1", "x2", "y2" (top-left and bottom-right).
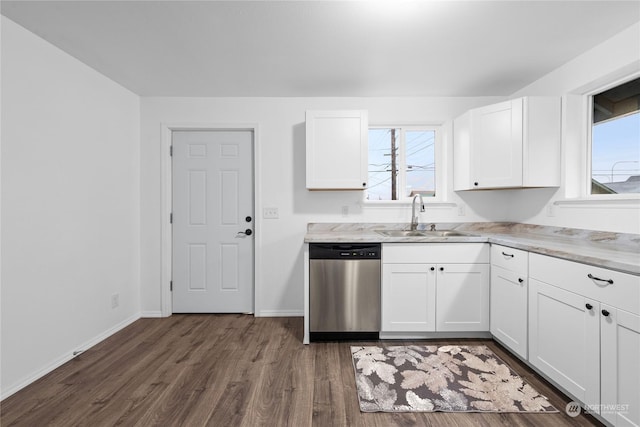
[
  {"x1": 490, "y1": 245, "x2": 529, "y2": 359},
  {"x1": 381, "y1": 243, "x2": 489, "y2": 334},
  {"x1": 601, "y1": 305, "x2": 640, "y2": 426},
  {"x1": 379, "y1": 243, "x2": 639, "y2": 426},
  {"x1": 529, "y1": 278, "x2": 600, "y2": 406},
  {"x1": 382, "y1": 263, "x2": 436, "y2": 332},
  {"x1": 436, "y1": 263, "x2": 490, "y2": 331},
  {"x1": 529, "y1": 253, "x2": 640, "y2": 426}
]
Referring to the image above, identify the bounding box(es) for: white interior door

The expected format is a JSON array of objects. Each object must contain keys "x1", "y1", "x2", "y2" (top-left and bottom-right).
[{"x1": 172, "y1": 130, "x2": 254, "y2": 313}]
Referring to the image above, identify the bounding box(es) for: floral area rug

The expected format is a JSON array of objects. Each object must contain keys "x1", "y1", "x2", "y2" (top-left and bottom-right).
[{"x1": 351, "y1": 345, "x2": 558, "y2": 413}]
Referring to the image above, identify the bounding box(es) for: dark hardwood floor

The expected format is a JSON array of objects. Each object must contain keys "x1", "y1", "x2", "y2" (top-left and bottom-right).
[{"x1": 1, "y1": 315, "x2": 601, "y2": 426}]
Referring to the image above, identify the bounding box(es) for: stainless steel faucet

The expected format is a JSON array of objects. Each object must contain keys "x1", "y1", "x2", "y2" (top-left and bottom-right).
[{"x1": 410, "y1": 194, "x2": 425, "y2": 231}]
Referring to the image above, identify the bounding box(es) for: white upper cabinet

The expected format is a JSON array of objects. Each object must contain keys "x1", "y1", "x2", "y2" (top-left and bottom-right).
[
  {"x1": 454, "y1": 97, "x2": 561, "y2": 190},
  {"x1": 305, "y1": 110, "x2": 368, "y2": 190}
]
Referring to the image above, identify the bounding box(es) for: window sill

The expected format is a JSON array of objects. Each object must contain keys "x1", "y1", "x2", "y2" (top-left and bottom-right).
[
  {"x1": 362, "y1": 200, "x2": 456, "y2": 209},
  {"x1": 554, "y1": 195, "x2": 640, "y2": 207}
]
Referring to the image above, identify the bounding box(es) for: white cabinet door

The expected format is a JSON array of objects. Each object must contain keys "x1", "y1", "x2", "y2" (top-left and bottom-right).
[
  {"x1": 453, "y1": 96, "x2": 560, "y2": 190},
  {"x1": 490, "y1": 265, "x2": 528, "y2": 359},
  {"x1": 470, "y1": 99, "x2": 523, "y2": 189},
  {"x1": 529, "y1": 279, "x2": 600, "y2": 407},
  {"x1": 382, "y1": 263, "x2": 436, "y2": 332},
  {"x1": 601, "y1": 305, "x2": 640, "y2": 426},
  {"x1": 305, "y1": 110, "x2": 368, "y2": 190},
  {"x1": 436, "y1": 264, "x2": 490, "y2": 332}
]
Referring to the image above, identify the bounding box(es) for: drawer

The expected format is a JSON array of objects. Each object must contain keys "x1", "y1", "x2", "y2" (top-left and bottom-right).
[
  {"x1": 491, "y1": 244, "x2": 528, "y2": 273},
  {"x1": 383, "y1": 243, "x2": 489, "y2": 264},
  {"x1": 530, "y1": 253, "x2": 640, "y2": 315}
]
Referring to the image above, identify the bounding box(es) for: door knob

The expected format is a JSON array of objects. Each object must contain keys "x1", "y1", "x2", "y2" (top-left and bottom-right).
[
  {"x1": 237, "y1": 229, "x2": 253, "y2": 236},
  {"x1": 245, "y1": 216, "x2": 252, "y2": 222}
]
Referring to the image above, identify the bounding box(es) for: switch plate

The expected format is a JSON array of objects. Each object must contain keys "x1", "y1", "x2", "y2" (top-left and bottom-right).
[
  {"x1": 111, "y1": 293, "x2": 119, "y2": 309},
  {"x1": 263, "y1": 207, "x2": 279, "y2": 219}
]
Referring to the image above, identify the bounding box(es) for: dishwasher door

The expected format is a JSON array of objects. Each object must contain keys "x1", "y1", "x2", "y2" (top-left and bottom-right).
[{"x1": 309, "y1": 254, "x2": 381, "y2": 340}]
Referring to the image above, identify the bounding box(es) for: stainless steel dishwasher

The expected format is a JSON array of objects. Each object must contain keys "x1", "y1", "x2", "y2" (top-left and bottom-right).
[{"x1": 309, "y1": 243, "x2": 381, "y2": 341}]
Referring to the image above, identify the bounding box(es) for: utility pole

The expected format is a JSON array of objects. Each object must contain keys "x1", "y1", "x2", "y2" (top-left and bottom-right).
[{"x1": 391, "y1": 128, "x2": 397, "y2": 200}]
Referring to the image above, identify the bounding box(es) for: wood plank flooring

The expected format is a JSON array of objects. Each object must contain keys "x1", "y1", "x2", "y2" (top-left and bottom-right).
[{"x1": 1, "y1": 315, "x2": 601, "y2": 426}]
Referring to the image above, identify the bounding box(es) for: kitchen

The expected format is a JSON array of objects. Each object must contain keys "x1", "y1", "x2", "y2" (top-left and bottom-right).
[{"x1": 1, "y1": 1, "x2": 639, "y2": 426}]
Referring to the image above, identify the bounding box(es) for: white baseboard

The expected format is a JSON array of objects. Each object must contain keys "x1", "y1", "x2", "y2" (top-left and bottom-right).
[
  {"x1": 257, "y1": 309, "x2": 304, "y2": 317},
  {"x1": 140, "y1": 311, "x2": 164, "y2": 318},
  {"x1": 1, "y1": 312, "x2": 141, "y2": 401},
  {"x1": 141, "y1": 310, "x2": 303, "y2": 318}
]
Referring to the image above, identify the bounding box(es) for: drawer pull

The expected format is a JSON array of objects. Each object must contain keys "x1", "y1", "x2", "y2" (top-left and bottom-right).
[
  {"x1": 502, "y1": 252, "x2": 514, "y2": 258},
  {"x1": 587, "y1": 273, "x2": 613, "y2": 285},
  {"x1": 601, "y1": 309, "x2": 610, "y2": 317},
  {"x1": 585, "y1": 303, "x2": 593, "y2": 310}
]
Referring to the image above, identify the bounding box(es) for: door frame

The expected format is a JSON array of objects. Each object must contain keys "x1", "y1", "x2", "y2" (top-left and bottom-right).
[{"x1": 160, "y1": 123, "x2": 261, "y2": 317}]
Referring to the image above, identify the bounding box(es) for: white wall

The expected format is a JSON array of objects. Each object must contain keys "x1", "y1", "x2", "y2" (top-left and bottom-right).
[
  {"x1": 0, "y1": 17, "x2": 141, "y2": 398},
  {"x1": 140, "y1": 96, "x2": 510, "y2": 317},
  {"x1": 507, "y1": 22, "x2": 640, "y2": 233}
]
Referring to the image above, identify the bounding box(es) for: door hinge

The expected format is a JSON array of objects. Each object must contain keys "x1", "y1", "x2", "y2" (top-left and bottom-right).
[
  {"x1": 170, "y1": 145, "x2": 173, "y2": 156},
  {"x1": 170, "y1": 212, "x2": 173, "y2": 224},
  {"x1": 170, "y1": 281, "x2": 173, "y2": 291}
]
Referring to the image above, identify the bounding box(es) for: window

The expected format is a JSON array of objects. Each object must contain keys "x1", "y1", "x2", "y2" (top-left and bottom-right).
[
  {"x1": 590, "y1": 76, "x2": 640, "y2": 195},
  {"x1": 367, "y1": 126, "x2": 440, "y2": 201}
]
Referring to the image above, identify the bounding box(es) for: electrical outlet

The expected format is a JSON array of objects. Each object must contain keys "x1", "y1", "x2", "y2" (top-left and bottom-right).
[
  {"x1": 547, "y1": 204, "x2": 556, "y2": 217},
  {"x1": 263, "y1": 207, "x2": 279, "y2": 219},
  {"x1": 111, "y1": 293, "x2": 119, "y2": 309}
]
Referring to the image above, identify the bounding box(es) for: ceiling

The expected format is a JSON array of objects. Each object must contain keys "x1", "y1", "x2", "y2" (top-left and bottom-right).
[{"x1": 2, "y1": 1, "x2": 639, "y2": 97}]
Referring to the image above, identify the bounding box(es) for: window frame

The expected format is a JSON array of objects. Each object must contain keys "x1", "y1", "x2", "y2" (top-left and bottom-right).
[
  {"x1": 364, "y1": 124, "x2": 444, "y2": 204},
  {"x1": 585, "y1": 72, "x2": 640, "y2": 199}
]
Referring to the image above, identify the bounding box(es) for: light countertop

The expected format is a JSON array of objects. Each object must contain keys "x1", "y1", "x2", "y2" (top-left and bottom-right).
[{"x1": 304, "y1": 222, "x2": 640, "y2": 275}]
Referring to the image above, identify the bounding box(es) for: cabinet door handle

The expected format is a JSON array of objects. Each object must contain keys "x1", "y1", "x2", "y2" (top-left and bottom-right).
[
  {"x1": 362, "y1": 182, "x2": 367, "y2": 187},
  {"x1": 474, "y1": 182, "x2": 479, "y2": 187},
  {"x1": 587, "y1": 273, "x2": 613, "y2": 285},
  {"x1": 601, "y1": 309, "x2": 610, "y2": 317},
  {"x1": 518, "y1": 278, "x2": 524, "y2": 283},
  {"x1": 585, "y1": 303, "x2": 593, "y2": 310},
  {"x1": 430, "y1": 267, "x2": 435, "y2": 271},
  {"x1": 502, "y1": 252, "x2": 514, "y2": 258},
  {"x1": 439, "y1": 267, "x2": 444, "y2": 271}
]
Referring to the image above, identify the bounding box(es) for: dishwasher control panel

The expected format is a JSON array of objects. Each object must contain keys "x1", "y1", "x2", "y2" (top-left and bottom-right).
[{"x1": 310, "y1": 243, "x2": 381, "y2": 260}]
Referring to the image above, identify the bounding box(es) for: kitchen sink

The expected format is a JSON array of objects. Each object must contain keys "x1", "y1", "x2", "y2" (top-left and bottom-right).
[{"x1": 375, "y1": 230, "x2": 475, "y2": 237}]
